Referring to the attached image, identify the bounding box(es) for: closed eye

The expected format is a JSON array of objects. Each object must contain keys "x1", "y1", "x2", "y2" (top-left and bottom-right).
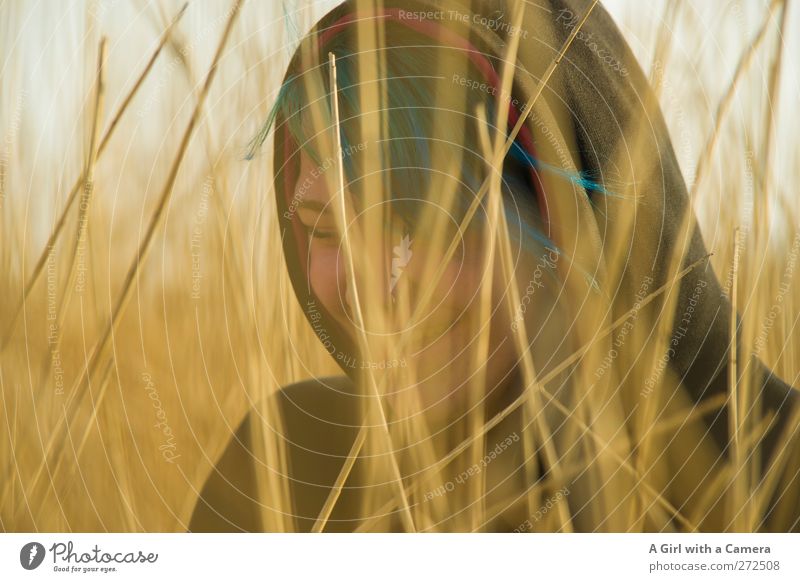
[
  {"x1": 301, "y1": 222, "x2": 339, "y2": 242},
  {"x1": 310, "y1": 229, "x2": 337, "y2": 240}
]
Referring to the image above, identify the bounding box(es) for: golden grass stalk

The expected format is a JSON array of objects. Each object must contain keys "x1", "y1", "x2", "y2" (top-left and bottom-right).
[
  {"x1": 355, "y1": 254, "x2": 712, "y2": 532},
  {"x1": 1, "y1": 36, "x2": 108, "y2": 517},
  {"x1": 325, "y1": 51, "x2": 417, "y2": 533},
  {"x1": 3, "y1": 0, "x2": 799, "y2": 534},
  {"x1": 0, "y1": 3, "x2": 189, "y2": 352},
  {"x1": 5, "y1": 0, "x2": 244, "y2": 516},
  {"x1": 690, "y1": 0, "x2": 781, "y2": 203},
  {"x1": 757, "y1": 0, "x2": 789, "y2": 232},
  {"x1": 309, "y1": 1, "x2": 602, "y2": 531}
]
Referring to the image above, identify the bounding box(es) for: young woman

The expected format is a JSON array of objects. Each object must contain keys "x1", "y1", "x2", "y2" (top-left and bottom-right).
[{"x1": 190, "y1": 0, "x2": 800, "y2": 532}]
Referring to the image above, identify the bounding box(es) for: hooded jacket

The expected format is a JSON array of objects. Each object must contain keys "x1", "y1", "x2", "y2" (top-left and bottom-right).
[{"x1": 190, "y1": 0, "x2": 800, "y2": 532}]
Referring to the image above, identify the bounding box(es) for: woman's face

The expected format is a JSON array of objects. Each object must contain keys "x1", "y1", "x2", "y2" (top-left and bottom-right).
[{"x1": 293, "y1": 151, "x2": 554, "y2": 424}]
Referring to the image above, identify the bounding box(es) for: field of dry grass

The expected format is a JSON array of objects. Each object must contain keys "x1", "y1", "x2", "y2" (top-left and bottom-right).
[{"x1": 1, "y1": 0, "x2": 798, "y2": 532}]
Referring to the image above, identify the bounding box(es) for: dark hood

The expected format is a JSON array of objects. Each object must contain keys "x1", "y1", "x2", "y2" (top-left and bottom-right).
[
  {"x1": 186, "y1": 0, "x2": 800, "y2": 534},
  {"x1": 271, "y1": 0, "x2": 797, "y2": 473}
]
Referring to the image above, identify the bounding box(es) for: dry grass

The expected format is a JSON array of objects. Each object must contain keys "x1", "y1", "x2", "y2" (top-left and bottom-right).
[{"x1": 1, "y1": 0, "x2": 798, "y2": 532}]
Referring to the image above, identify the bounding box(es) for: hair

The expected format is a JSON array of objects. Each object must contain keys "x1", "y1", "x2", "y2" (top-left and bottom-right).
[{"x1": 249, "y1": 8, "x2": 617, "y2": 290}]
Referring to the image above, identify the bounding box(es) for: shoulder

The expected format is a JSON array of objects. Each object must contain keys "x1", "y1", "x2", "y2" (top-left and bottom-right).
[{"x1": 188, "y1": 376, "x2": 358, "y2": 532}]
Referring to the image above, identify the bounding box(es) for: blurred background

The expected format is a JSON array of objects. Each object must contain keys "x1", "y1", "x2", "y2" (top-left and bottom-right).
[{"x1": 1, "y1": 0, "x2": 798, "y2": 531}]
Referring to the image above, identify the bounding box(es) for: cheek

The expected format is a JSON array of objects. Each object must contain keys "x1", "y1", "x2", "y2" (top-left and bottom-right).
[
  {"x1": 403, "y1": 239, "x2": 485, "y2": 320},
  {"x1": 308, "y1": 246, "x2": 348, "y2": 322}
]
